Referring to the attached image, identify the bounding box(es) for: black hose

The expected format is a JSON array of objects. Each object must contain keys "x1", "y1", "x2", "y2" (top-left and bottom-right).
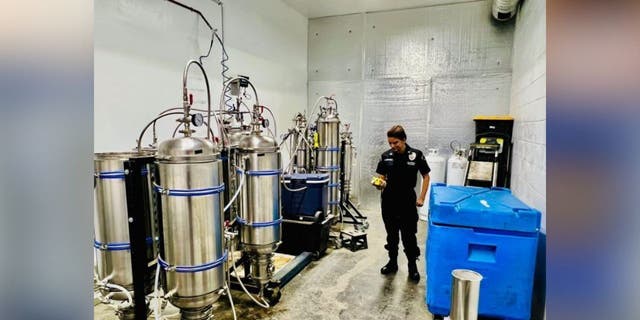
[{"x1": 166, "y1": 0, "x2": 213, "y2": 30}]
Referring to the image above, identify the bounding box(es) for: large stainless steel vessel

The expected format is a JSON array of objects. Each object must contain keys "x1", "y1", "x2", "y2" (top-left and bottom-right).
[
  {"x1": 156, "y1": 137, "x2": 225, "y2": 320},
  {"x1": 94, "y1": 151, "x2": 156, "y2": 319},
  {"x1": 340, "y1": 130, "x2": 354, "y2": 198},
  {"x1": 316, "y1": 106, "x2": 341, "y2": 219},
  {"x1": 235, "y1": 123, "x2": 282, "y2": 290},
  {"x1": 222, "y1": 123, "x2": 251, "y2": 221},
  {"x1": 291, "y1": 113, "x2": 310, "y2": 173}
]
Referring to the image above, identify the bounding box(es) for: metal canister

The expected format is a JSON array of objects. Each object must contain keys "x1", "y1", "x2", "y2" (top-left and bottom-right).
[
  {"x1": 94, "y1": 151, "x2": 156, "y2": 304},
  {"x1": 222, "y1": 124, "x2": 251, "y2": 221},
  {"x1": 450, "y1": 269, "x2": 483, "y2": 320},
  {"x1": 156, "y1": 137, "x2": 225, "y2": 319},
  {"x1": 235, "y1": 128, "x2": 282, "y2": 286},
  {"x1": 316, "y1": 109, "x2": 341, "y2": 219},
  {"x1": 340, "y1": 130, "x2": 354, "y2": 197},
  {"x1": 292, "y1": 113, "x2": 310, "y2": 173}
]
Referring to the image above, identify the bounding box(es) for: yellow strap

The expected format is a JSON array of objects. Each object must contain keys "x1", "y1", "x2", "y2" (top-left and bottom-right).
[{"x1": 473, "y1": 115, "x2": 514, "y2": 120}]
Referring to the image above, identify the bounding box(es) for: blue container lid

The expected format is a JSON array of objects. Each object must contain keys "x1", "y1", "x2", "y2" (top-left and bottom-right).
[
  {"x1": 430, "y1": 183, "x2": 541, "y2": 233},
  {"x1": 283, "y1": 173, "x2": 330, "y2": 182}
]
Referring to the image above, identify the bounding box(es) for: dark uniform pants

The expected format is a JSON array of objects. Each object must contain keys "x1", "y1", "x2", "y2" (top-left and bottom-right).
[{"x1": 381, "y1": 192, "x2": 420, "y2": 260}]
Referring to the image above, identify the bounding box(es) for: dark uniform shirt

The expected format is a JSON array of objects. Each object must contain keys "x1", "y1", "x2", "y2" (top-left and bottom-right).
[{"x1": 375, "y1": 144, "x2": 430, "y2": 200}]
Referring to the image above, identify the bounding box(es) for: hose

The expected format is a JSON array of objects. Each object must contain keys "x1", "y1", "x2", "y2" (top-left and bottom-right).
[
  {"x1": 213, "y1": 30, "x2": 232, "y2": 111},
  {"x1": 229, "y1": 244, "x2": 270, "y2": 308},
  {"x1": 223, "y1": 232, "x2": 238, "y2": 320},
  {"x1": 282, "y1": 179, "x2": 307, "y2": 192},
  {"x1": 154, "y1": 261, "x2": 161, "y2": 320},
  {"x1": 225, "y1": 284, "x2": 237, "y2": 320},
  {"x1": 306, "y1": 95, "x2": 330, "y2": 120},
  {"x1": 104, "y1": 283, "x2": 133, "y2": 308},
  {"x1": 260, "y1": 105, "x2": 278, "y2": 139},
  {"x1": 224, "y1": 166, "x2": 245, "y2": 212}
]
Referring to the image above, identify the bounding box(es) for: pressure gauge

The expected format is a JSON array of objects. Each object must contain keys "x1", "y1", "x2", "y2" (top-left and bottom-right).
[{"x1": 191, "y1": 113, "x2": 204, "y2": 127}]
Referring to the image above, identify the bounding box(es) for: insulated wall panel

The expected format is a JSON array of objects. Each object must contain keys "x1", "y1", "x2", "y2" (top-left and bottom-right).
[
  {"x1": 429, "y1": 73, "x2": 512, "y2": 152},
  {"x1": 364, "y1": 0, "x2": 514, "y2": 80},
  {"x1": 359, "y1": 77, "x2": 430, "y2": 208},
  {"x1": 309, "y1": 14, "x2": 364, "y2": 81},
  {"x1": 308, "y1": 0, "x2": 515, "y2": 208}
]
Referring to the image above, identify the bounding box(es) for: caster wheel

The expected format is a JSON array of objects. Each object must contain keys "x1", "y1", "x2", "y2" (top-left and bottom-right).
[
  {"x1": 433, "y1": 315, "x2": 445, "y2": 320},
  {"x1": 265, "y1": 288, "x2": 281, "y2": 305}
]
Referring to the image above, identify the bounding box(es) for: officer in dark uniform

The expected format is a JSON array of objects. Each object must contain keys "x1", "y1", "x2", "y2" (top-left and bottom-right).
[{"x1": 375, "y1": 125, "x2": 430, "y2": 282}]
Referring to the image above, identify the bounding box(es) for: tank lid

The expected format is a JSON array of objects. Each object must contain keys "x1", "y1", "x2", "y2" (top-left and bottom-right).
[
  {"x1": 317, "y1": 112, "x2": 340, "y2": 123},
  {"x1": 238, "y1": 132, "x2": 278, "y2": 152},
  {"x1": 157, "y1": 137, "x2": 218, "y2": 162},
  {"x1": 95, "y1": 150, "x2": 155, "y2": 160},
  {"x1": 227, "y1": 127, "x2": 251, "y2": 148}
]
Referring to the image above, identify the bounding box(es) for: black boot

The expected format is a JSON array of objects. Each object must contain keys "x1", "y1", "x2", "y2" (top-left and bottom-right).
[
  {"x1": 408, "y1": 259, "x2": 420, "y2": 282},
  {"x1": 380, "y1": 257, "x2": 398, "y2": 275}
]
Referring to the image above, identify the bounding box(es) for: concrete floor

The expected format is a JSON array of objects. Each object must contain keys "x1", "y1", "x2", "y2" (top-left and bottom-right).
[{"x1": 95, "y1": 208, "x2": 434, "y2": 319}]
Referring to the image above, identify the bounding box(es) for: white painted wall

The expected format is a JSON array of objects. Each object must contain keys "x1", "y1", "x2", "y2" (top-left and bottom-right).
[
  {"x1": 509, "y1": 0, "x2": 546, "y2": 231},
  {"x1": 95, "y1": 0, "x2": 308, "y2": 152}
]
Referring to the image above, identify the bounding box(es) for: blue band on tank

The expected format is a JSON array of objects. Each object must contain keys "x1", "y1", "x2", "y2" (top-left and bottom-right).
[
  {"x1": 97, "y1": 171, "x2": 126, "y2": 180},
  {"x1": 158, "y1": 251, "x2": 228, "y2": 273},
  {"x1": 316, "y1": 165, "x2": 339, "y2": 171},
  {"x1": 236, "y1": 216, "x2": 282, "y2": 228},
  {"x1": 93, "y1": 239, "x2": 130, "y2": 251},
  {"x1": 153, "y1": 183, "x2": 225, "y2": 197},
  {"x1": 236, "y1": 169, "x2": 282, "y2": 176}
]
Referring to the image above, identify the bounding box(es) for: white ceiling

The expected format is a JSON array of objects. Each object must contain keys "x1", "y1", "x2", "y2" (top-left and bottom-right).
[{"x1": 282, "y1": 0, "x2": 481, "y2": 19}]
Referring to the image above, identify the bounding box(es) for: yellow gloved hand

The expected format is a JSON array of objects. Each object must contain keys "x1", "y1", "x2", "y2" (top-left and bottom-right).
[{"x1": 371, "y1": 176, "x2": 386, "y2": 190}]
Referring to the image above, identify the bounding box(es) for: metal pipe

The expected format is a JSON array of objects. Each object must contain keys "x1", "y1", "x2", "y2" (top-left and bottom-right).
[
  {"x1": 181, "y1": 60, "x2": 212, "y2": 139},
  {"x1": 136, "y1": 112, "x2": 185, "y2": 152},
  {"x1": 172, "y1": 120, "x2": 216, "y2": 139},
  {"x1": 450, "y1": 269, "x2": 483, "y2": 320}
]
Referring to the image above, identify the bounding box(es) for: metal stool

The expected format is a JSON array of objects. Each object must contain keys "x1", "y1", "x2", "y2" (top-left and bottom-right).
[{"x1": 340, "y1": 230, "x2": 368, "y2": 252}]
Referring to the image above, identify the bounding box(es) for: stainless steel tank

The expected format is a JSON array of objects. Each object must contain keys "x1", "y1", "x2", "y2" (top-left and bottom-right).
[
  {"x1": 235, "y1": 124, "x2": 282, "y2": 289},
  {"x1": 155, "y1": 137, "x2": 225, "y2": 320},
  {"x1": 222, "y1": 124, "x2": 251, "y2": 221},
  {"x1": 340, "y1": 130, "x2": 354, "y2": 198},
  {"x1": 292, "y1": 113, "x2": 310, "y2": 173},
  {"x1": 316, "y1": 107, "x2": 341, "y2": 219},
  {"x1": 94, "y1": 151, "x2": 156, "y2": 318}
]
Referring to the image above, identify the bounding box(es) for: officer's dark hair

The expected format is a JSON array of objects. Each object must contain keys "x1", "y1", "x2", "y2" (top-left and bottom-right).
[{"x1": 387, "y1": 125, "x2": 407, "y2": 141}]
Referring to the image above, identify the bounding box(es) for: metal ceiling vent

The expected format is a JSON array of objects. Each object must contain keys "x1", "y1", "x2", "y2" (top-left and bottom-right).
[{"x1": 492, "y1": 0, "x2": 521, "y2": 21}]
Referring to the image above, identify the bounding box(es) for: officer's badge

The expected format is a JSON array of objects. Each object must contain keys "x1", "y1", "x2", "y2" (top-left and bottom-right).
[{"x1": 408, "y1": 152, "x2": 416, "y2": 161}]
